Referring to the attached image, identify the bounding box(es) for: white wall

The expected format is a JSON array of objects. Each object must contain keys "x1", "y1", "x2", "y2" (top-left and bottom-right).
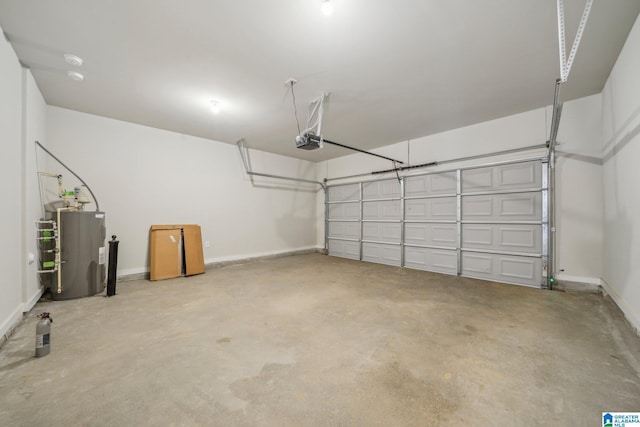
[
  {"x1": 321, "y1": 107, "x2": 548, "y2": 180},
  {"x1": 0, "y1": 29, "x2": 24, "y2": 339},
  {"x1": 23, "y1": 70, "x2": 48, "y2": 309},
  {"x1": 601, "y1": 15, "x2": 640, "y2": 331},
  {"x1": 318, "y1": 97, "x2": 605, "y2": 286},
  {"x1": 45, "y1": 107, "x2": 321, "y2": 276},
  {"x1": 553, "y1": 94, "x2": 604, "y2": 283},
  {"x1": 0, "y1": 30, "x2": 46, "y2": 339}
]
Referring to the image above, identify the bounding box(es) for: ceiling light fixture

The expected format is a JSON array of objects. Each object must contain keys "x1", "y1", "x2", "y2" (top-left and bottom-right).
[
  {"x1": 64, "y1": 53, "x2": 83, "y2": 67},
  {"x1": 321, "y1": 0, "x2": 333, "y2": 16},
  {"x1": 67, "y1": 70, "x2": 84, "y2": 81},
  {"x1": 210, "y1": 100, "x2": 221, "y2": 114}
]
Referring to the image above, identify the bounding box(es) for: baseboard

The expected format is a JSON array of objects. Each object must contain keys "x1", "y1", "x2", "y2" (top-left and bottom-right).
[
  {"x1": 117, "y1": 247, "x2": 326, "y2": 282},
  {"x1": 0, "y1": 288, "x2": 45, "y2": 349},
  {"x1": 204, "y1": 247, "x2": 323, "y2": 269},
  {"x1": 553, "y1": 274, "x2": 602, "y2": 293},
  {"x1": 552, "y1": 274, "x2": 640, "y2": 335},
  {"x1": 600, "y1": 279, "x2": 640, "y2": 336},
  {"x1": 23, "y1": 287, "x2": 44, "y2": 313},
  {"x1": 117, "y1": 271, "x2": 147, "y2": 282},
  {"x1": 0, "y1": 306, "x2": 25, "y2": 349}
]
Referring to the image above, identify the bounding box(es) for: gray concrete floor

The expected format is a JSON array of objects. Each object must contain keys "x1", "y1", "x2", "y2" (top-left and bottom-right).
[{"x1": 1, "y1": 253, "x2": 639, "y2": 426}]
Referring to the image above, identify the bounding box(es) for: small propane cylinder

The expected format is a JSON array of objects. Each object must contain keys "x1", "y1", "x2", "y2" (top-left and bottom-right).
[{"x1": 35, "y1": 312, "x2": 53, "y2": 357}]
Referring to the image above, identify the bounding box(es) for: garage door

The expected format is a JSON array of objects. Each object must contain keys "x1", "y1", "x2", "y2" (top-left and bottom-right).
[
  {"x1": 460, "y1": 161, "x2": 545, "y2": 287},
  {"x1": 327, "y1": 183, "x2": 360, "y2": 260},
  {"x1": 326, "y1": 159, "x2": 549, "y2": 288}
]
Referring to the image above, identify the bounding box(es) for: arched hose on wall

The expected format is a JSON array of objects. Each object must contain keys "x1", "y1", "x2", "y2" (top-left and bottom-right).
[{"x1": 35, "y1": 141, "x2": 100, "y2": 212}]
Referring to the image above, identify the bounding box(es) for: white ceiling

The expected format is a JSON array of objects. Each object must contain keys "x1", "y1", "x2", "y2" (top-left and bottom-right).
[{"x1": 1, "y1": 1, "x2": 639, "y2": 162}]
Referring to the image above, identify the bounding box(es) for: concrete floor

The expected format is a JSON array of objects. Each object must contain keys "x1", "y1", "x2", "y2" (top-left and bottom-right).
[{"x1": 1, "y1": 253, "x2": 639, "y2": 426}]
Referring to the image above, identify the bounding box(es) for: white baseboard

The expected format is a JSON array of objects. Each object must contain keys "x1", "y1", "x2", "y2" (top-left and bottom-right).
[
  {"x1": 553, "y1": 275, "x2": 639, "y2": 334},
  {"x1": 23, "y1": 287, "x2": 44, "y2": 313},
  {"x1": 554, "y1": 273, "x2": 602, "y2": 286},
  {"x1": 204, "y1": 246, "x2": 321, "y2": 266},
  {"x1": 0, "y1": 306, "x2": 25, "y2": 347},
  {"x1": 117, "y1": 268, "x2": 145, "y2": 277},
  {"x1": 554, "y1": 273, "x2": 603, "y2": 292},
  {"x1": 0, "y1": 288, "x2": 44, "y2": 348},
  {"x1": 600, "y1": 279, "x2": 640, "y2": 335},
  {"x1": 117, "y1": 246, "x2": 325, "y2": 281}
]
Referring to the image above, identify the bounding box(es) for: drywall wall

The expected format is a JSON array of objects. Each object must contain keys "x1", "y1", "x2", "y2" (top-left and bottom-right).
[
  {"x1": 601, "y1": 15, "x2": 640, "y2": 331},
  {"x1": 553, "y1": 94, "x2": 604, "y2": 283},
  {"x1": 318, "y1": 97, "x2": 604, "y2": 286},
  {"x1": 320, "y1": 107, "x2": 548, "y2": 180},
  {"x1": 315, "y1": 108, "x2": 547, "y2": 246},
  {"x1": 45, "y1": 107, "x2": 320, "y2": 276},
  {"x1": 0, "y1": 29, "x2": 24, "y2": 339},
  {"x1": 23, "y1": 70, "x2": 48, "y2": 308}
]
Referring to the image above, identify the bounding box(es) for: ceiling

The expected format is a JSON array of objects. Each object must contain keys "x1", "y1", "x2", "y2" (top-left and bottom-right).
[{"x1": 1, "y1": 1, "x2": 639, "y2": 162}]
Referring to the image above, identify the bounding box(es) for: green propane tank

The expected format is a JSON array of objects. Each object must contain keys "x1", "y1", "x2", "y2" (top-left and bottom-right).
[{"x1": 35, "y1": 313, "x2": 53, "y2": 357}]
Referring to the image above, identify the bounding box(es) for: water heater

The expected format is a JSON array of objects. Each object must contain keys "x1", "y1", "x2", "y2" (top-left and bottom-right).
[{"x1": 45, "y1": 210, "x2": 106, "y2": 300}]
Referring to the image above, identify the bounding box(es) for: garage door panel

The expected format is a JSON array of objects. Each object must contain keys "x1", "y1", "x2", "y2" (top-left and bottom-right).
[
  {"x1": 326, "y1": 160, "x2": 546, "y2": 289},
  {"x1": 462, "y1": 225, "x2": 492, "y2": 246},
  {"x1": 500, "y1": 226, "x2": 541, "y2": 252},
  {"x1": 405, "y1": 172, "x2": 457, "y2": 197},
  {"x1": 461, "y1": 252, "x2": 541, "y2": 287},
  {"x1": 362, "y1": 243, "x2": 401, "y2": 266},
  {"x1": 498, "y1": 163, "x2": 538, "y2": 187},
  {"x1": 328, "y1": 221, "x2": 361, "y2": 240},
  {"x1": 363, "y1": 200, "x2": 401, "y2": 220},
  {"x1": 363, "y1": 179, "x2": 401, "y2": 199},
  {"x1": 462, "y1": 161, "x2": 541, "y2": 193},
  {"x1": 462, "y1": 198, "x2": 493, "y2": 217},
  {"x1": 404, "y1": 247, "x2": 457, "y2": 274},
  {"x1": 462, "y1": 168, "x2": 492, "y2": 192},
  {"x1": 462, "y1": 224, "x2": 541, "y2": 253},
  {"x1": 328, "y1": 240, "x2": 360, "y2": 260},
  {"x1": 406, "y1": 197, "x2": 457, "y2": 220},
  {"x1": 328, "y1": 184, "x2": 359, "y2": 202},
  {"x1": 501, "y1": 197, "x2": 535, "y2": 216},
  {"x1": 462, "y1": 192, "x2": 541, "y2": 221},
  {"x1": 405, "y1": 223, "x2": 457, "y2": 247},
  {"x1": 363, "y1": 222, "x2": 401, "y2": 243},
  {"x1": 328, "y1": 203, "x2": 360, "y2": 220}
]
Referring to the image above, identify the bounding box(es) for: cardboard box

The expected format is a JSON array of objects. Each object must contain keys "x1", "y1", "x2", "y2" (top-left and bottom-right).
[
  {"x1": 182, "y1": 224, "x2": 205, "y2": 276},
  {"x1": 149, "y1": 224, "x2": 205, "y2": 280}
]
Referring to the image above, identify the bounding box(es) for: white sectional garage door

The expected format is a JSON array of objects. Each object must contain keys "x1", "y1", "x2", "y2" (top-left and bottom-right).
[
  {"x1": 327, "y1": 183, "x2": 361, "y2": 260},
  {"x1": 326, "y1": 159, "x2": 548, "y2": 288}
]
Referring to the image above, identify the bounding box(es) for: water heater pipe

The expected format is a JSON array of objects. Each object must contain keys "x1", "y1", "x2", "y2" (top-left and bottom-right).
[
  {"x1": 38, "y1": 172, "x2": 64, "y2": 199},
  {"x1": 35, "y1": 141, "x2": 100, "y2": 211}
]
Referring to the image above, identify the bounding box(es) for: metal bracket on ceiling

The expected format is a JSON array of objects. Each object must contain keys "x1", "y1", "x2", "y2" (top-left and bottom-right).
[
  {"x1": 236, "y1": 139, "x2": 326, "y2": 190},
  {"x1": 557, "y1": 0, "x2": 594, "y2": 83},
  {"x1": 303, "y1": 92, "x2": 330, "y2": 147},
  {"x1": 287, "y1": 79, "x2": 404, "y2": 164}
]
